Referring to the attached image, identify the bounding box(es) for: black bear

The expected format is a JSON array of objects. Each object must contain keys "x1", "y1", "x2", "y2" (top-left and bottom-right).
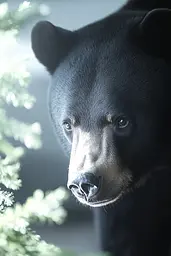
[{"x1": 31, "y1": 0, "x2": 171, "y2": 255}]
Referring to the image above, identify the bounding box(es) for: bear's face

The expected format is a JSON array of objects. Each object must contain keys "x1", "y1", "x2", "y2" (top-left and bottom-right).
[{"x1": 31, "y1": 9, "x2": 171, "y2": 207}]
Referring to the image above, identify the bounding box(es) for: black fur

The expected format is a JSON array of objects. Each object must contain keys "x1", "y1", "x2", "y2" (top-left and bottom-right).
[
  {"x1": 31, "y1": 0, "x2": 171, "y2": 255},
  {"x1": 96, "y1": 168, "x2": 171, "y2": 256},
  {"x1": 122, "y1": 0, "x2": 171, "y2": 10}
]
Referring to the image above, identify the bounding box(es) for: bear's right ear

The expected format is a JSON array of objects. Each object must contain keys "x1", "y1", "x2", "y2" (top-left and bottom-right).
[
  {"x1": 138, "y1": 8, "x2": 171, "y2": 57},
  {"x1": 31, "y1": 21, "x2": 76, "y2": 74}
]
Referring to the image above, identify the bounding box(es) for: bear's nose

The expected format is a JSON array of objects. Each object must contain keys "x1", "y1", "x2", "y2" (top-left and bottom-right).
[{"x1": 67, "y1": 173, "x2": 101, "y2": 201}]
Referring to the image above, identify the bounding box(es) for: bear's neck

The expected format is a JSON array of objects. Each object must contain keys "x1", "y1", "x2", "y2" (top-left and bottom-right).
[
  {"x1": 95, "y1": 169, "x2": 171, "y2": 256},
  {"x1": 122, "y1": 0, "x2": 171, "y2": 10}
]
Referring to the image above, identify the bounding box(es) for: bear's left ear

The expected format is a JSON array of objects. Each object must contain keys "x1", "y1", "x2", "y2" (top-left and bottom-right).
[
  {"x1": 31, "y1": 21, "x2": 76, "y2": 74},
  {"x1": 139, "y1": 8, "x2": 171, "y2": 57}
]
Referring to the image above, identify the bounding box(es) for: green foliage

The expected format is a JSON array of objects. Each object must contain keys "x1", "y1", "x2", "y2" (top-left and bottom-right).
[
  {"x1": 0, "y1": 1, "x2": 50, "y2": 30},
  {"x1": 0, "y1": 1, "x2": 46, "y2": 210},
  {"x1": 0, "y1": 187, "x2": 69, "y2": 256}
]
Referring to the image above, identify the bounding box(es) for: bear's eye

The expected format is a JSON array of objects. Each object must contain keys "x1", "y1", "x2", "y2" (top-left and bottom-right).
[
  {"x1": 115, "y1": 116, "x2": 129, "y2": 129},
  {"x1": 63, "y1": 121, "x2": 72, "y2": 132}
]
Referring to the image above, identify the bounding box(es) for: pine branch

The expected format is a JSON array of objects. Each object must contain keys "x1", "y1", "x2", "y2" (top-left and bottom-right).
[{"x1": 0, "y1": 1, "x2": 45, "y2": 208}]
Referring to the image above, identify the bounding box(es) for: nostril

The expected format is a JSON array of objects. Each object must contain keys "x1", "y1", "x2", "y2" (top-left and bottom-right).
[
  {"x1": 80, "y1": 182, "x2": 100, "y2": 198},
  {"x1": 80, "y1": 175, "x2": 102, "y2": 199},
  {"x1": 81, "y1": 182, "x2": 98, "y2": 191},
  {"x1": 68, "y1": 184, "x2": 79, "y2": 190},
  {"x1": 80, "y1": 183, "x2": 92, "y2": 195}
]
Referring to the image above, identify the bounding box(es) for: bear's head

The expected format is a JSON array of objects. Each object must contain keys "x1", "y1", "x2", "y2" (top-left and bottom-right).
[{"x1": 31, "y1": 8, "x2": 171, "y2": 207}]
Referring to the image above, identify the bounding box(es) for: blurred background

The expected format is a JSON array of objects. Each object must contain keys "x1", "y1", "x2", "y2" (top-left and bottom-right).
[{"x1": 4, "y1": 0, "x2": 126, "y2": 254}]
